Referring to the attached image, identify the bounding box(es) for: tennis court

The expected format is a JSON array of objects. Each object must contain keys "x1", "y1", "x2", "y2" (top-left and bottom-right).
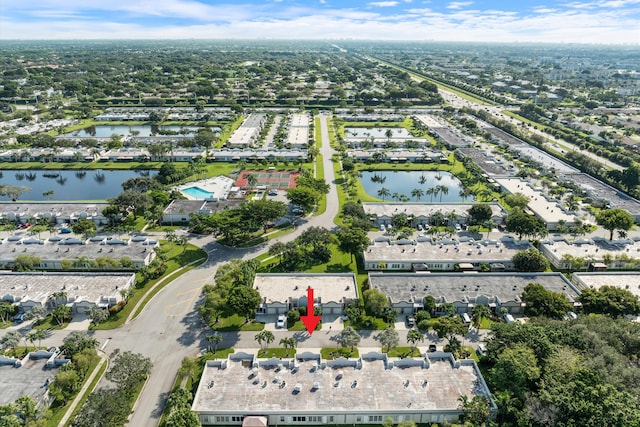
[{"x1": 235, "y1": 170, "x2": 300, "y2": 189}]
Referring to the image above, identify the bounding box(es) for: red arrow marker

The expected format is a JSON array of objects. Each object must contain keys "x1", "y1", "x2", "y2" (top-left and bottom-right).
[{"x1": 301, "y1": 287, "x2": 321, "y2": 335}]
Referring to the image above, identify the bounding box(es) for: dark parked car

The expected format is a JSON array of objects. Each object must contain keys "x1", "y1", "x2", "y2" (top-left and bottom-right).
[
  {"x1": 428, "y1": 344, "x2": 437, "y2": 352},
  {"x1": 405, "y1": 315, "x2": 416, "y2": 328}
]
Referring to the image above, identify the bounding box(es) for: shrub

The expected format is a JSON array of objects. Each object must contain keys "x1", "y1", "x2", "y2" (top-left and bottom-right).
[
  {"x1": 417, "y1": 319, "x2": 430, "y2": 331},
  {"x1": 416, "y1": 310, "x2": 431, "y2": 322},
  {"x1": 287, "y1": 309, "x2": 300, "y2": 324}
]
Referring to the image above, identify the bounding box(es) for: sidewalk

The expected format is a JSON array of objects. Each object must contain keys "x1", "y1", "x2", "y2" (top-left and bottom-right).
[{"x1": 57, "y1": 352, "x2": 108, "y2": 427}]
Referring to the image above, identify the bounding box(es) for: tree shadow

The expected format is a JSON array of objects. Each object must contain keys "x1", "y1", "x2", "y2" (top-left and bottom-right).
[{"x1": 151, "y1": 390, "x2": 170, "y2": 418}]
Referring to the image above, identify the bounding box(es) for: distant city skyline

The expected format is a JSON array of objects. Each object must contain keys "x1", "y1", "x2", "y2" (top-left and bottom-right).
[{"x1": 1, "y1": 0, "x2": 639, "y2": 44}]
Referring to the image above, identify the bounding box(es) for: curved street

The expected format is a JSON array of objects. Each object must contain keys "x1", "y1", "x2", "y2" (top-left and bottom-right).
[{"x1": 40, "y1": 113, "x2": 348, "y2": 426}]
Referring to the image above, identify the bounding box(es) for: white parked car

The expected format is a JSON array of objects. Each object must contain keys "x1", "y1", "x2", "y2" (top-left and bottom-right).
[{"x1": 276, "y1": 314, "x2": 286, "y2": 329}]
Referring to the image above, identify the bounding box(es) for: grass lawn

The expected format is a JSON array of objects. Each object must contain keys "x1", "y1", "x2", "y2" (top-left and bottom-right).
[
  {"x1": 257, "y1": 348, "x2": 296, "y2": 358},
  {"x1": 0, "y1": 320, "x2": 12, "y2": 330},
  {"x1": 288, "y1": 320, "x2": 322, "y2": 332},
  {"x1": 46, "y1": 353, "x2": 104, "y2": 426},
  {"x1": 33, "y1": 316, "x2": 71, "y2": 331},
  {"x1": 202, "y1": 348, "x2": 235, "y2": 360},
  {"x1": 93, "y1": 242, "x2": 207, "y2": 330},
  {"x1": 386, "y1": 346, "x2": 421, "y2": 358},
  {"x1": 313, "y1": 153, "x2": 327, "y2": 216},
  {"x1": 320, "y1": 347, "x2": 360, "y2": 360},
  {"x1": 478, "y1": 317, "x2": 496, "y2": 329},
  {"x1": 462, "y1": 346, "x2": 480, "y2": 362},
  {"x1": 210, "y1": 314, "x2": 265, "y2": 332},
  {"x1": 344, "y1": 315, "x2": 388, "y2": 331}
]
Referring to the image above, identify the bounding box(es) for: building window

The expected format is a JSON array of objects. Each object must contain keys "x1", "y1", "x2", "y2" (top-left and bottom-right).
[
  {"x1": 369, "y1": 416, "x2": 382, "y2": 422},
  {"x1": 232, "y1": 416, "x2": 245, "y2": 422},
  {"x1": 293, "y1": 416, "x2": 307, "y2": 422},
  {"x1": 329, "y1": 416, "x2": 334, "y2": 422},
  {"x1": 356, "y1": 416, "x2": 362, "y2": 422},
  {"x1": 280, "y1": 417, "x2": 285, "y2": 423}
]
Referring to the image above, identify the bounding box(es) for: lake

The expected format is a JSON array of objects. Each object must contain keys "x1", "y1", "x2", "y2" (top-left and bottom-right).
[
  {"x1": 0, "y1": 169, "x2": 157, "y2": 201},
  {"x1": 61, "y1": 125, "x2": 221, "y2": 138},
  {"x1": 360, "y1": 171, "x2": 467, "y2": 202}
]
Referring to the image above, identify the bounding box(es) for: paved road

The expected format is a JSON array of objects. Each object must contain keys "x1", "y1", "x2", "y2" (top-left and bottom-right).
[{"x1": 37, "y1": 113, "x2": 345, "y2": 427}]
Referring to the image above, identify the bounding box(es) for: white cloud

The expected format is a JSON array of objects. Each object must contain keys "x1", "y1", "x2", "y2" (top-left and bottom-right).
[
  {"x1": 368, "y1": 1, "x2": 400, "y2": 7},
  {"x1": 446, "y1": 1, "x2": 473, "y2": 9},
  {"x1": 1, "y1": 0, "x2": 639, "y2": 44}
]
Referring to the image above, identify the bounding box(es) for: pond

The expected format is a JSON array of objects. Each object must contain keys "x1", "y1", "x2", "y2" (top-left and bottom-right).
[
  {"x1": 360, "y1": 171, "x2": 467, "y2": 202},
  {"x1": 344, "y1": 127, "x2": 414, "y2": 139},
  {"x1": 0, "y1": 169, "x2": 157, "y2": 201},
  {"x1": 61, "y1": 125, "x2": 221, "y2": 138}
]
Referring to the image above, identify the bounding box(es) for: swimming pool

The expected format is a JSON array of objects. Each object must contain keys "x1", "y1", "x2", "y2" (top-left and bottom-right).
[{"x1": 182, "y1": 186, "x2": 214, "y2": 199}]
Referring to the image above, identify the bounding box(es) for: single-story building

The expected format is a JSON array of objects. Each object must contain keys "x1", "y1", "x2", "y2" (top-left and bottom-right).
[
  {"x1": 363, "y1": 235, "x2": 532, "y2": 272},
  {"x1": 0, "y1": 235, "x2": 158, "y2": 270},
  {"x1": 572, "y1": 272, "x2": 640, "y2": 298},
  {"x1": 253, "y1": 273, "x2": 358, "y2": 316},
  {"x1": 0, "y1": 272, "x2": 135, "y2": 313},
  {"x1": 368, "y1": 272, "x2": 581, "y2": 315},
  {"x1": 363, "y1": 202, "x2": 506, "y2": 228},
  {"x1": 540, "y1": 237, "x2": 640, "y2": 270},
  {"x1": 0, "y1": 202, "x2": 110, "y2": 226},
  {"x1": 192, "y1": 351, "x2": 496, "y2": 426}
]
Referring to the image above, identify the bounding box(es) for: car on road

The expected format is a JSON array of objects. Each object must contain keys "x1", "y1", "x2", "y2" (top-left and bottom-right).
[
  {"x1": 59, "y1": 227, "x2": 72, "y2": 234},
  {"x1": 268, "y1": 189, "x2": 278, "y2": 196},
  {"x1": 428, "y1": 344, "x2": 437, "y2": 352},
  {"x1": 405, "y1": 315, "x2": 416, "y2": 328},
  {"x1": 276, "y1": 314, "x2": 286, "y2": 329}
]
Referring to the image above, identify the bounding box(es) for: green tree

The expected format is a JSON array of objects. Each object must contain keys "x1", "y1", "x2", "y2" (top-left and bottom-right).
[
  {"x1": 512, "y1": 248, "x2": 550, "y2": 272},
  {"x1": 71, "y1": 387, "x2": 132, "y2": 427},
  {"x1": 164, "y1": 407, "x2": 201, "y2": 427},
  {"x1": 27, "y1": 329, "x2": 46, "y2": 349},
  {"x1": 503, "y1": 192, "x2": 530, "y2": 209},
  {"x1": 85, "y1": 306, "x2": 109, "y2": 325},
  {"x1": 286, "y1": 186, "x2": 320, "y2": 213},
  {"x1": 377, "y1": 327, "x2": 399, "y2": 353},
  {"x1": 106, "y1": 351, "x2": 153, "y2": 390},
  {"x1": 227, "y1": 285, "x2": 261, "y2": 322},
  {"x1": 109, "y1": 189, "x2": 153, "y2": 220},
  {"x1": 505, "y1": 208, "x2": 547, "y2": 240},
  {"x1": 51, "y1": 305, "x2": 72, "y2": 326},
  {"x1": 49, "y1": 368, "x2": 80, "y2": 405},
  {"x1": 467, "y1": 204, "x2": 492, "y2": 225},
  {"x1": 363, "y1": 288, "x2": 389, "y2": 318},
  {"x1": 60, "y1": 331, "x2": 98, "y2": 358},
  {"x1": 521, "y1": 282, "x2": 572, "y2": 319},
  {"x1": 206, "y1": 333, "x2": 223, "y2": 353},
  {"x1": 596, "y1": 208, "x2": 635, "y2": 241},
  {"x1": 279, "y1": 337, "x2": 297, "y2": 356},
  {"x1": 377, "y1": 187, "x2": 390, "y2": 201},
  {"x1": 1, "y1": 331, "x2": 21, "y2": 356},
  {"x1": 471, "y1": 304, "x2": 491, "y2": 329},
  {"x1": 336, "y1": 227, "x2": 369, "y2": 263},
  {"x1": 241, "y1": 199, "x2": 287, "y2": 232},
  {"x1": 458, "y1": 395, "x2": 491, "y2": 427},
  {"x1": 490, "y1": 343, "x2": 540, "y2": 399},
  {"x1": 579, "y1": 285, "x2": 640, "y2": 317},
  {"x1": 255, "y1": 330, "x2": 275, "y2": 349},
  {"x1": 338, "y1": 326, "x2": 361, "y2": 351},
  {"x1": 406, "y1": 328, "x2": 424, "y2": 351},
  {"x1": 431, "y1": 315, "x2": 468, "y2": 342}
]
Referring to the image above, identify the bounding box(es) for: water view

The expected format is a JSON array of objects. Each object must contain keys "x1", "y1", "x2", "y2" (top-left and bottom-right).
[
  {"x1": 61, "y1": 125, "x2": 221, "y2": 138},
  {"x1": 360, "y1": 170, "x2": 467, "y2": 202},
  {"x1": 0, "y1": 169, "x2": 157, "y2": 201}
]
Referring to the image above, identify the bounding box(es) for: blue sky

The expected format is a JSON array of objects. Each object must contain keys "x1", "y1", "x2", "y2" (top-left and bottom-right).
[{"x1": 1, "y1": 0, "x2": 639, "y2": 43}]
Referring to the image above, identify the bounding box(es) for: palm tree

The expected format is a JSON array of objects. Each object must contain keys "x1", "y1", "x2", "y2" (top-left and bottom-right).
[
  {"x1": 459, "y1": 188, "x2": 473, "y2": 201},
  {"x1": 411, "y1": 188, "x2": 424, "y2": 201},
  {"x1": 279, "y1": 337, "x2": 297, "y2": 356},
  {"x1": 426, "y1": 187, "x2": 436, "y2": 202},
  {"x1": 399, "y1": 194, "x2": 410, "y2": 202},
  {"x1": 418, "y1": 174, "x2": 427, "y2": 184},
  {"x1": 246, "y1": 173, "x2": 258, "y2": 190},
  {"x1": 392, "y1": 192, "x2": 400, "y2": 202},
  {"x1": 471, "y1": 305, "x2": 491, "y2": 329},
  {"x1": 377, "y1": 187, "x2": 390, "y2": 201},
  {"x1": 406, "y1": 329, "x2": 424, "y2": 353},
  {"x1": 437, "y1": 185, "x2": 449, "y2": 202},
  {"x1": 477, "y1": 187, "x2": 494, "y2": 202},
  {"x1": 207, "y1": 333, "x2": 223, "y2": 353}
]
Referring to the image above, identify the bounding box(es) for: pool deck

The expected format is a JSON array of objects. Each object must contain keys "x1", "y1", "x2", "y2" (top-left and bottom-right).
[{"x1": 177, "y1": 176, "x2": 235, "y2": 200}]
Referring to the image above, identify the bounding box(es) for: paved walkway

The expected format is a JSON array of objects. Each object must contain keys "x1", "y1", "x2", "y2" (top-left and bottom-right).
[{"x1": 57, "y1": 352, "x2": 108, "y2": 427}]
